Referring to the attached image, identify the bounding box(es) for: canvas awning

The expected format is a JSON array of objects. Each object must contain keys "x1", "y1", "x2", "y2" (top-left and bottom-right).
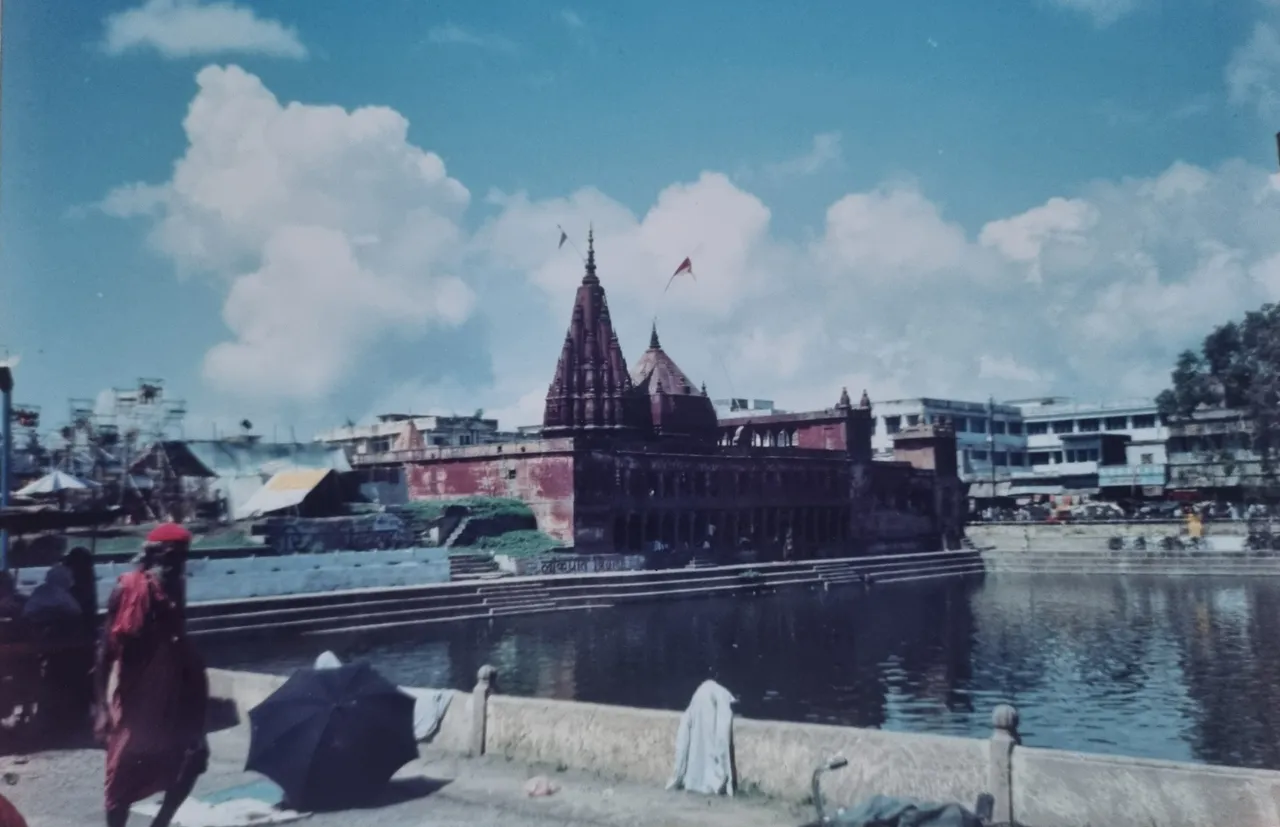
[
  {"x1": 967, "y1": 481, "x2": 1014, "y2": 498},
  {"x1": 15, "y1": 470, "x2": 100, "y2": 497},
  {"x1": 233, "y1": 468, "x2": 335, "y2": 521}
]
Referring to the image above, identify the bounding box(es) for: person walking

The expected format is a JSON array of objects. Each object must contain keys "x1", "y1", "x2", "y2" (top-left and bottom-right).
[{"x1": 94, "y1": 523, "x2": 208, "y2": 827}]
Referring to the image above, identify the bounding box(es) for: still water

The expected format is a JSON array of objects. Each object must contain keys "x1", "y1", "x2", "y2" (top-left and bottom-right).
[{"x1": 204, "y1": 574, "x2": 1280, "y2": 771}]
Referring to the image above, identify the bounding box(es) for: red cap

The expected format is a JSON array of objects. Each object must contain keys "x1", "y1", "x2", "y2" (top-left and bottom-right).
[{"x1": 146, "y1": 522, "x2": 193, "y2": 544}]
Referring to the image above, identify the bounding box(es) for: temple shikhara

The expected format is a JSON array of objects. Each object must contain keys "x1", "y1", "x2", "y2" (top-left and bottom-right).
[{"x1": 356, "y1": 233, "x2": 965, "y2": 557}]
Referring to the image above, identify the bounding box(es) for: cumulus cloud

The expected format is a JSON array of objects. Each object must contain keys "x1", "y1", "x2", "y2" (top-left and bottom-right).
[
  {"x1": 472, "y1": 158, "x2": 1280, "y2": 420},
  {"x1": 763, "y1": 132, "x2": 843, "y2": 180},
  {"x1": 102, "y1": 0, "x2": 307, "y2": 59},
  {"x1": 105, "y1": 67, "x2": 1280, "y2": 431},
  {"x1": 1043, "y1": 0, "x2": 1146, "y2": 27},
  {"x1": 102, "y1": 65, "x2": 474, "y2": 402},
  {"x1": 1228, "y1": 20, "x2": 1280, "y2": 122},
  {"x1": 427, "y1": 24, "x2": 519, "y2": 55},
  {"x1": 979, "y1": 197, "x2": 1099, "y2": 283}
]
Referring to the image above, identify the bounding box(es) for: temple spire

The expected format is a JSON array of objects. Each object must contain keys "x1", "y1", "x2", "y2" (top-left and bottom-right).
[
  {"x1": 583, "y1": 225, "x2": 598, "y2": 285},
  {"x1": 649, "y1": 320, "x2": 660, "y2": 350}
]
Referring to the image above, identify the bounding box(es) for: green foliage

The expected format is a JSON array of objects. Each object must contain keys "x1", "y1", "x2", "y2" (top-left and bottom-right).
[
  {"x1": 398, "y1": 497, "x2": 533, "y2": 524},
  {"x1": 395, "y1": 497, "x2": 535, "y2": 538},
  {"x1": 1160, "y1": 303, "x2": 1280, "y2": 482},
  {"x1": 471, "y1": 529, "x2": 563, "y2": 556},
  {"x1": 1160, "y1": 304, "x2": 1280, "y2": 418}
]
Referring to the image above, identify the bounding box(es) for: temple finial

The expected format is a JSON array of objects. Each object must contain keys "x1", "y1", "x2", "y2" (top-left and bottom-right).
[
  {"x1": 650, "y1": 320, "x2": 660, "y2": 350},
  {"x1": 837, "y1": 387, "x2": 852, "y2": 409},
  {"x1": 584, "y1": 225, "x2": 597, "y2": 284}
]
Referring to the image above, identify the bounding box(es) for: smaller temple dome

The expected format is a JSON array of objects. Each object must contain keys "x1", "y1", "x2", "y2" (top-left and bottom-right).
[
  {"x1": 631, "y1": 323, "x2": 698, "y2": 396},
  {"x1": 630, "y1": 323, "x2": 719, "y2": 440}
]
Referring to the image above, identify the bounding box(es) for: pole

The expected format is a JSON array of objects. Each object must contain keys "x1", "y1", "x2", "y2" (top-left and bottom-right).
[
  {"x1": 0, "y1": 0, "x2": 9, "y2": 571},
  {"x1": 1, "y1": 366, "x2": 12, "y2": 571},
  {"x1": 988, "y1": 396, "x2": 997, "y2": 507}
]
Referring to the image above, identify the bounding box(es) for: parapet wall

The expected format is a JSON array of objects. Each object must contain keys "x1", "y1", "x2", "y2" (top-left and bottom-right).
[
  {"x1": 13, "y1": 547, "x2": 451, "y2": 605},
  {"x1": 968, "y1": 521, "x2": 1280, "y2": 575},
  {"x1": 969, "y1": 520, "x2": 1248, "y2": 552},
  {"x1": 208, "y1": 667, "x2": 1280, "y2": 827}
]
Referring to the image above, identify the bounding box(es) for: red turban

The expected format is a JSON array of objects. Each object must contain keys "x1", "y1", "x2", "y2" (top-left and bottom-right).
[
  {"x1": 0, "y1": 794, "x2": 28, "y2": 827},
  {"x1": 145, "y1": 523, "x2": 192, "y2": 545}
]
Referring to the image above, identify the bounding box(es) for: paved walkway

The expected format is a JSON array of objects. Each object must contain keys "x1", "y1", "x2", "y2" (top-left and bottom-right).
[{"x1": 2, "y1": 727, "x2": 809, "y2": 827}]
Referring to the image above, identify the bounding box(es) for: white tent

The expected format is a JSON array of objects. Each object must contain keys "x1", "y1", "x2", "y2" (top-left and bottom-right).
[{"x1": 15, "y1": 470, "x2": 100, "y2": 497}]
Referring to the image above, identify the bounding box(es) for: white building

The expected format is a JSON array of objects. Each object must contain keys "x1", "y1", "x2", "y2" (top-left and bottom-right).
[
  {"x1": 712, "y1": 398, "x2": 778, "y2": 419},
  {"x1": 1007, "y1": 397, "x2": 1169, "y2": 496},
  {"x1": 315, "y1": 413, "x2": 512, "y2": 458},
  {"x1": 870, "y1": 398, "x2": 1028, "y2": 482}
]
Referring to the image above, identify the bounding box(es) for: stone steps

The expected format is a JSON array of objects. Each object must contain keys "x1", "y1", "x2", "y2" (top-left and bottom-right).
[
  {"x1": 185, "y1": 553, "x2": 985, "y2": 640},
  {"x1": 489, "y1": 600, "x2": 558, "y2": 616},
  {"x1": 482, "y1": 594, "x2": 554, "y2": 610}
]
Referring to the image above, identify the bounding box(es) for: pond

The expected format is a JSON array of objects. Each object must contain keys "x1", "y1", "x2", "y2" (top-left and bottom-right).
[{"x1": 203, "y1": 573, "x2": 1280, "y2": 771}]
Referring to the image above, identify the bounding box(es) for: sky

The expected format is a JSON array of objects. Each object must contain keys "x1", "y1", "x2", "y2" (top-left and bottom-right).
[{"x1": 3, "y1": 0, "x2": 1280, "y2": 439}]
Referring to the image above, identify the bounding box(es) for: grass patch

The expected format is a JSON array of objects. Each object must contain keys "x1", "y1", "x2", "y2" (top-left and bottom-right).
[
  {"x1": 472, "y1": 529, "x2": 564, "y2": 557},
  {"x1": 397, "y1": 496, "x2": 533, "y2": 525}
]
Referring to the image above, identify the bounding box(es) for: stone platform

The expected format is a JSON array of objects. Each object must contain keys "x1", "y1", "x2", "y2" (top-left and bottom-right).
[{"x1": 1, "y1": 726, "x2": 804, "y2": 827}]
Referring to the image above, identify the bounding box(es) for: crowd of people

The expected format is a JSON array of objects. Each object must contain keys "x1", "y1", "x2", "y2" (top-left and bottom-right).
[{"x1": 1, "y1": 524, "x2": 211, "y2": 827}]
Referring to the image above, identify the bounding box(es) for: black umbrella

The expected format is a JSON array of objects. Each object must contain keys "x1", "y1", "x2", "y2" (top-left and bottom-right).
[{"x1": 246, "y1": 662, "x2": 418, "y2": 811}]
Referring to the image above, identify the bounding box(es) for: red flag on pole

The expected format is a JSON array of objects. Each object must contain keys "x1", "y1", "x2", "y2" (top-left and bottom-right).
[{"x1": 665, "y1": 257, "x2": 694, "y2": 292}]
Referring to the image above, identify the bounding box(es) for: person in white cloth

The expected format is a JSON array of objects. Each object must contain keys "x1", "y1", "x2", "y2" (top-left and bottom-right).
[{"x1": 667, "y1": 680, "x2": 736, "y2": 796}]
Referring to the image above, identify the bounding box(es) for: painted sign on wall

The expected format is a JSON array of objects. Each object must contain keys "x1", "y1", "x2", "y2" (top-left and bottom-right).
[
  {"x1": 261, "y1": 512, "x2": 415, "y2": 554},
  {"x1": 499, "y1": 553, "x2": 648, "y2": 577}
]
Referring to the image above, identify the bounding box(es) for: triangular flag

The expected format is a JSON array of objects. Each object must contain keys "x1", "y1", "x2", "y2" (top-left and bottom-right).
[
  {"x1": 664, "y1": 257, "x2": 695, "y2": 292},
  {"x1": 558, "y1": 229, "x2": 569, "y2": 250}
]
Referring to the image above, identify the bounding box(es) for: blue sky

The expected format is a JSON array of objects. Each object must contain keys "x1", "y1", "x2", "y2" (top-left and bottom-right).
[{"x1": 3, "y1": 0, "x2": 1279, "y2": 438}]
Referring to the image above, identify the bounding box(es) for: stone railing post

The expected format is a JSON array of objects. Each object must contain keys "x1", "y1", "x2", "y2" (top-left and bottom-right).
[
  {"x1": 989, "y1": 704, "x2": 1020, "y2": 825},
  {"x1": 470, "y1": 664, "x2": 496, "y2": 757}
]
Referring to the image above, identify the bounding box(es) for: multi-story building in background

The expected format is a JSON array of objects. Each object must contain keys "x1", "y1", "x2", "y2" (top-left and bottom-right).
[
  {"x1": 712, "y1": 398, "x2": 778, "y2": 418},
  {"x1": 316, "y1": 413, "x2": 515, "y2": 458},
  {"x1": 869, "y1": 398, "x2": 1028, "y2": 484},
  {"x1": 1165, "y1": 408, "x2": 1264, "y2": 499},
  {"x1": 1008, "y1": 398, "x2": 1169, "y2": 500}
]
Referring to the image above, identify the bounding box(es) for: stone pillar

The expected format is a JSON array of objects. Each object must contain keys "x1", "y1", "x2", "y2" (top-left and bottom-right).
[
  {"x1": 470, "y1": 664, "x2": 497, "y2": 757},
  {"x1": 989, "y1": 704, "x2": 1019, "y2": 825}
]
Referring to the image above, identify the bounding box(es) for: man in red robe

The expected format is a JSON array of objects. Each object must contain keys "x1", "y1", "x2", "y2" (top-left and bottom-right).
[
  {"x1": 95, "y1": 523, "x2": 209, "y2": 827},
  {"x1": 0, "y1": 793, "x2": 28, "y2": 827}
]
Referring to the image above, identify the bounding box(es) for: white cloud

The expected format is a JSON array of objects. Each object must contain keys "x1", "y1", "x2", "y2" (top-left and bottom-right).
[
  {"x1": 979, "y1": 197, "x2": 1099, "y2": 283},
  {"x1": 427, "y1": 24, "x2": 519, "y2": 55},
  {"x1": 106, "y1": 67, "x2": 1280, "y2": 430},
  {"x1": 102, "y1": 0, "x2": 307, "y2": 59},
  {"x1": 1228, "y1": 21, "x2": 1280, "y2": 122},
  {"x1": 102, "y1": 65, "x2": 474, "y2": 402},
  {"x1": 763, "y1": 132, "x2": 842, "y2": 180},
  {"x1": 978, "y1": 355, "x2": 1047, "y2": 384},
  {"x1": 1044, "y1": 0, "x2": 1146, "y2": 27}
]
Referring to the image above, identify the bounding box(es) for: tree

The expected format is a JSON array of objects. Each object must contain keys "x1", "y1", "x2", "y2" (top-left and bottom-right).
[{"x1": 1158, "y1": 303, "x2": 1280, "y2": 490}]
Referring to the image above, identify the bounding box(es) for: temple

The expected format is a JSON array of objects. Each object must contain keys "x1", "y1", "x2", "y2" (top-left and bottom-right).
[{"x1": 354, "y1": 239, "x2": 965, "y2": 558}]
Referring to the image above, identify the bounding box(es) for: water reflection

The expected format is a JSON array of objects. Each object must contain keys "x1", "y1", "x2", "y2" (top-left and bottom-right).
[{"x1": 206, "y1": 574, "x2": 1280, "y2": 770}]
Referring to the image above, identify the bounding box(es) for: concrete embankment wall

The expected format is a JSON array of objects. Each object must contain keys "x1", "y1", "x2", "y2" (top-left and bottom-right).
[
  {"x1": 12, "y1": 547, "x2": 452, "y2": 604},
  {"x1": 208, "y1": 667, "x2": 1280, "y2": 827},
  {"x1": 968, "y1": 521, "x2": 1280, "y2": 576}
]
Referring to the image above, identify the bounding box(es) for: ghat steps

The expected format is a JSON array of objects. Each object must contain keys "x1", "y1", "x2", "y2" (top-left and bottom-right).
[{"x1": 185, "y1": 550, "x2": 983, "y2": 640}]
